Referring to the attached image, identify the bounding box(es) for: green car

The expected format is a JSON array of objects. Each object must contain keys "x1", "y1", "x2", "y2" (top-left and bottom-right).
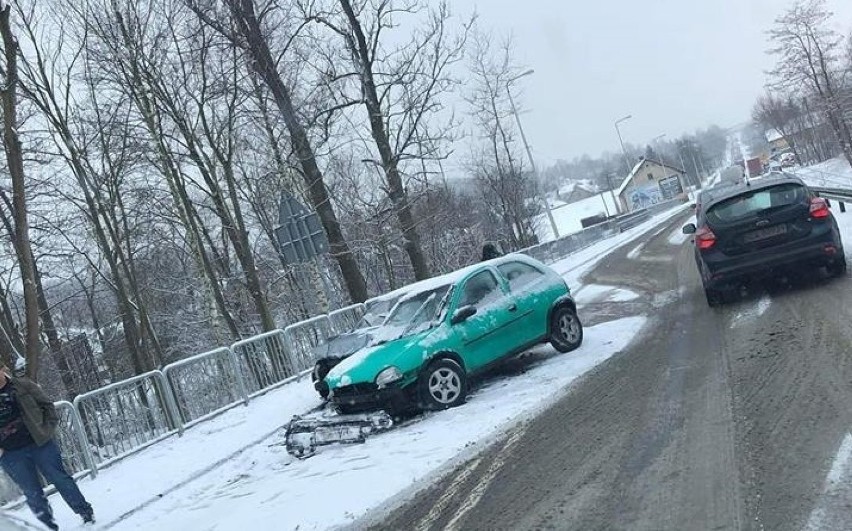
[{"x1": 324, "y1": 254, "x2": 583, "y2": 414}]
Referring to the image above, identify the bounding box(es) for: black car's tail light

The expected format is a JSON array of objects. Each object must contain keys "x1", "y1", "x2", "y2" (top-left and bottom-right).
[
  {"x1": 810, "y1": 197, "x2": 830, "y2": 219},
  {"x1": 696, "y1": 226, "x2": 717, "y2": 250}
]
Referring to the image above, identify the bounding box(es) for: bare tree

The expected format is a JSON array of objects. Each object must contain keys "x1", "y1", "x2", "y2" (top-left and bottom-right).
[
  {"x1": 186, "y1": 0, "x2": 369, "y2": 303},
  {"x1": 466, "y1": 32, "x2": 539, "y2": 249},
  {"x1": 768, "y1": 0, "x2": 852, "y2": 168},
  {"x1": 304, "y1": 0, "x2": 470, "y2": 281},
  {"x1": 0, "y1": 2, "x2": 41, "y2": 377}
]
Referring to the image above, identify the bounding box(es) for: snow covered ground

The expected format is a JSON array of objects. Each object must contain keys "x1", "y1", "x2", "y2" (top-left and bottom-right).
[
  {"x1": 795, "y1": 157, "x2": 852, "y2": 189},
  {"x1": 537, "y1": 192, "x2": 620, "y2": 242},
  {"x1": 4, "y1": 202, "x2": 689, "y2": 531}
]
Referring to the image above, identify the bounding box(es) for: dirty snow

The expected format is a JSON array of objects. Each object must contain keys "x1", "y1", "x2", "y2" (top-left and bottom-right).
[
  {"x1": 573, "y1": 284, "x2": 639, "y2": 305},
  {"x1": 551, "y1": 202, "x2": 691, "y2": 288}
]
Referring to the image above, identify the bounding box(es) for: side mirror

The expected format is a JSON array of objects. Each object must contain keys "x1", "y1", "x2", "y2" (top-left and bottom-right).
[
  {"x1": 451, "y1": 305, "x2": 477, "y2": 325},
  {"x1": 682, "y1": 223, "x2": 697, "y2": 235}
]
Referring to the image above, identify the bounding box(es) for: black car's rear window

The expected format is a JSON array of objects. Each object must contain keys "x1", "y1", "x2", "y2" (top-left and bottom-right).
[{"x1": 706, "y1": 183, "x2": 805, "y2": 223}]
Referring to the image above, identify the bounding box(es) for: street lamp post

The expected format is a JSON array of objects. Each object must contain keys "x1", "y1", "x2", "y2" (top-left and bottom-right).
[
  {"x1": 613, "y1": 115, "x2": 633, "y2": 214},
  {"x1": 507, "y1": 69, "x2": 560, "y2": 239}
]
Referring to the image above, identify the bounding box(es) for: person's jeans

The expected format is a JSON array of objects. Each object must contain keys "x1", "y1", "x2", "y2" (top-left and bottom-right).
[{"x1": 0, "y1": 440, "x2": 91, "y2": 524}]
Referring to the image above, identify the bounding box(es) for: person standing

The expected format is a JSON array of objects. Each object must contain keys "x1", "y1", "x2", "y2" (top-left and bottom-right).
[{"x1": 0, "y1": 365, "x2": 93, "y2": 530}]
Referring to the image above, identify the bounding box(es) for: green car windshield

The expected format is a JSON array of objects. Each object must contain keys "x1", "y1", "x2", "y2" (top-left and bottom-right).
[{"x1": 376, "y1": 285, "x2": 452, "y2": 342}]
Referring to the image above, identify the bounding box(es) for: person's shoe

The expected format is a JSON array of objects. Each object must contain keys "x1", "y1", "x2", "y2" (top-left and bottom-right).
[
  {"x1": 38, "y1": 517, "x2": 58, "y2": 530},
  {"x1": 81, "y1": 508, "x2": 95, "y2": 524}
]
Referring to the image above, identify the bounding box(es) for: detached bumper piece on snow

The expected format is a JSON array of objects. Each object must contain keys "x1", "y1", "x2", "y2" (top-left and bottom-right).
[{"x1": 284, "y1": 412, "x2": 394, "y2": 458}]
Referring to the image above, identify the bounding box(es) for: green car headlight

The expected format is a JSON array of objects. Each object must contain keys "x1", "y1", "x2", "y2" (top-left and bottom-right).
[{"x1": 375, "y1": 366, "x2": 403, "y2": 388}]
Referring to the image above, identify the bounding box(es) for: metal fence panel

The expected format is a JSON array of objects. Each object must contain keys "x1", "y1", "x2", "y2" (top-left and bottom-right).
[
  {"x1": 283, "y1": 315, "x2": 333, "y2": 374},
  {"x1": 231, "y1": 330, "x2": 295, "y2": 397},
  {"x1": 163, "y1": 347, "x2": 248, "y2": 427},
  {"x1": 73, "y1": 371, "x2": 181, "y2": 467},
  {"x1": 328, "y1": 303, "x2": 366, "y2": 335}
]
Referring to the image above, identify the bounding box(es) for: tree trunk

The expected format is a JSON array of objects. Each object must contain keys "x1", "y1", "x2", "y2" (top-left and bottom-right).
[
  {"x1": 231, "y1": 0, "x2": 368, "y2": 303},
  {"x1": 0, "y1": 5, "x2": 42, "y2": 380},
  {"x1": 338, "y1": 0, "x2": 430, "y2": 281}
]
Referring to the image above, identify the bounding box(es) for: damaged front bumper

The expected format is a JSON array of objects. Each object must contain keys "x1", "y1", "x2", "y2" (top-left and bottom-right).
[{"x1": 329, "y1": 382, "x2": 412, "y2": 415}]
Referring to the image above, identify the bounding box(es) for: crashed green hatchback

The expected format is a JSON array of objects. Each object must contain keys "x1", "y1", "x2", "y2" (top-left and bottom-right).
[{"x1": 323, "y1": 254, "x2": 582, "y2": 415}]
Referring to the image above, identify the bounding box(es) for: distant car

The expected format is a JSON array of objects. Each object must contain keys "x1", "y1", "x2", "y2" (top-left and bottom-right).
[
  {"x1": 683, "y1": 173, "x2": 845, "y2": 306},
  {"x1": 322, "y1": 254, "x2": 582, "y2": 414},
  {"x1": 780, "y1": 152, "x2": 796, "y2": 168}
]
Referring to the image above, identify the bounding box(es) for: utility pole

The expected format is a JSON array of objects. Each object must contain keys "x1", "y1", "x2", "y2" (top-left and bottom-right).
[
  {"x1": 507, "y1": 69, "x2": 560, "y2": 239},
  {"x1": 613, "y1": 115, "x2": 633, "y2": 214}
]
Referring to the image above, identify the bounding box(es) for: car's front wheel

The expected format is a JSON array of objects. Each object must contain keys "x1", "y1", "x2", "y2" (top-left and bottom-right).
[
  {"x1": 418, "y1": 358, "x2": 467, "y2": 411},
  {"x1": 550, "y1": 305, "x2": 583, "y2": 353}
]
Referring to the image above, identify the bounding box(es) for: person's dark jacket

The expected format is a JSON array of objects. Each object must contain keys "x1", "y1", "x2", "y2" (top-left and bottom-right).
[
  {"x1": 481, "y1": 242, "x2": 503, "y2": 261},
  {"x1": 6, "y1": 377, "x2": 58, "y2": 446}
]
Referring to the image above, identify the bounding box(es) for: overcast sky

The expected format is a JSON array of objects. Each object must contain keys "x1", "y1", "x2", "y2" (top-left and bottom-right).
[{"x1": 451, "y1": 0, "x2": 852, "y2": 166}]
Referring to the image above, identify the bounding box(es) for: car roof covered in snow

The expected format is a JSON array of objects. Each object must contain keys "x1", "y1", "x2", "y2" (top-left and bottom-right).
[{"x1": 372, "y1": 253, "x2": 544, "y2": 304}]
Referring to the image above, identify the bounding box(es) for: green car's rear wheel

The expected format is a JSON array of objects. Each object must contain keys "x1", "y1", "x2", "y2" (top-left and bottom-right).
[
  {"x1": 418, "y1": 358, "x2": 467, "y2": 410},
  {"x1": 550, "y1": 305, "x2": 583, "y2": 353}
]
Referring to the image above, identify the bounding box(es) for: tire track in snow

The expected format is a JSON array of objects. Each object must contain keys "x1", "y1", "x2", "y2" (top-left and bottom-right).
[
  {"x1": 413, "y1": 457, "x2": 482, "y2": 531},
  {"x1": 443, "y1": 425, "x2": 528, "y2": 531}
]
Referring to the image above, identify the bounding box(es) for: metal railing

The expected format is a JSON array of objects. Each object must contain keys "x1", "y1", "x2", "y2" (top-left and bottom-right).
[
  {"x1": 163, "y1": 347, "x2": 249, "y2": 428},
  {"x1": 520, "y1": 198, "x2": 686, "y2": 264},
  {"x1": 328, "y1": 303, "x2": 366, "y2": 335},
  {"x1": 283, "y1": 315, "x2": 333, "y2": 373},
  {"x1": 231, "y1": 330, "x2": 294, "y2": 397},
  {"x1": 73, "y1": 371, "x2": 182, "y2": 468},
  {"x1": 55, "y1": 401, "x2": 97, "y2": 478}
]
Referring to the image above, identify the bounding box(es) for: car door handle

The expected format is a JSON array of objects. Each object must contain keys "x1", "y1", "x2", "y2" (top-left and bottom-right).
[{"x1": 508, "y1": 303, "x2": 517, "y2": 312}]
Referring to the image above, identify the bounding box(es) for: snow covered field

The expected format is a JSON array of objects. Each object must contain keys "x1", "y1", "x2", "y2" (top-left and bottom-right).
[
  {"x1": 795, "y1": 157, "x2": 852, "y2": 188},
  {"x1": 4, "y1": 203, "x2": 689, "y2": 531},
  {"x1": 537, "y1": 192, "x2": 620, "y2": 242}
]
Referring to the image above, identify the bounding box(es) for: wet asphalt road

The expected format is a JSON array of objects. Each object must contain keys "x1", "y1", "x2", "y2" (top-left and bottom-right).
[{"x1": 365, "y1": 211, "x2": 852, "y2": 531}]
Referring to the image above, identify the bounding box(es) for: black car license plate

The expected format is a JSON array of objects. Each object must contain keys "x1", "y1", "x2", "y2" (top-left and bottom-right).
[{"x1": 744, "y1": 224, "x2": 787, "y2": 242}]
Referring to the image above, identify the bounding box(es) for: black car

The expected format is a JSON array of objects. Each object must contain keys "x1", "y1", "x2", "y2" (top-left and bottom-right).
[{"x1": 683, "y1": 174, "x2": 845, "y2": 306}]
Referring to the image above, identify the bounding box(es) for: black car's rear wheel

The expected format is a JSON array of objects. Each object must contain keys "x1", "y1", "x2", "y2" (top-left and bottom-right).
[
  {"x1": 550, "y1": 305, "x2": 583, "y2": 353},
  {"x1": 704, "y1": 287, "x2": 724, "y2": 307},
  {"x1": 828, "y1": 256, "x2": 847, "y2": 277},
  {"x1": 418, "y1": 359, "x2": 467, "y2": 411}
]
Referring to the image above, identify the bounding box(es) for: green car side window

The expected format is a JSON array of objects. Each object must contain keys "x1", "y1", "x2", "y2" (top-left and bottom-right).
[
  {"x1": 497, "y1": 261, "x2": 545, "y2": 291},
  {"x1": 458, "y1": 270, "x2": 501, "y2": 309}
]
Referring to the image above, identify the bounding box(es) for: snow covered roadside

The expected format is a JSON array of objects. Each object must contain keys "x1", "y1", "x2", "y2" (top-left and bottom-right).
[
  {"x1": 109, "y1": 317, "x2": 647, "y2": 531},
  {"x1": 795, "y1": 157, "x2": 852, "y2": 189},
  {"x1": 550, "y1": 201, "x2": 691, "y2": 288},
  {"x1": 7, "y1": 201, "x2": 688, "y2": 531},
  {"x1": 573, "y1": 284, "x2": 639, "y2": 305},
  {"x1": 7, "y1": 385, "x2": 322, "y2": 529}
]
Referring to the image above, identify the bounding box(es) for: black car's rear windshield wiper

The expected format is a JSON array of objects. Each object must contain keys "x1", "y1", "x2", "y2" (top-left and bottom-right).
[{"x1": 754, "y1": 203, "x2": 797, "y2": 216}]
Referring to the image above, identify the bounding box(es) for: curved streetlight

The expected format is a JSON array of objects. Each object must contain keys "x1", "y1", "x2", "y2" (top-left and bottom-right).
[{"x1": 505, "y1": 69, "x2": 560, "y2": 239}]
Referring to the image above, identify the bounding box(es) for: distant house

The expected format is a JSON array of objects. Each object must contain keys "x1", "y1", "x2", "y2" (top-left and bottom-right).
[
  {"x1": 616, "y1": 158, "x2": 688, "y2": 212},
  {"x1": 766, "y1": 129, "x2": 790, "y2": 154}
]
